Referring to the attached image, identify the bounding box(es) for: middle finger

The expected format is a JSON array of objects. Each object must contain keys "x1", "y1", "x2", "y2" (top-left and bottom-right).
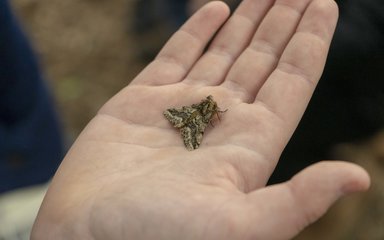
[{"x1": 221, "y1": 0, "x2": 314, "y2": 102}]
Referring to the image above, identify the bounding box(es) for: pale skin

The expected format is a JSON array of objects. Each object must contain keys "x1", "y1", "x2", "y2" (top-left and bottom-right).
[{"x1": 32, "y1": 0, "x2": 370, "y2": 239}]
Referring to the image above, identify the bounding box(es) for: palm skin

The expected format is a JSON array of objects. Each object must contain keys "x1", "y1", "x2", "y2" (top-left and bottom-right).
[{"x1": 32, "y1": 1, "x2": 370, "y2": 239}]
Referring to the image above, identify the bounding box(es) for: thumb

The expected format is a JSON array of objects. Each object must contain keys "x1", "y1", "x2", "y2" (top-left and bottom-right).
[{"x1": 244, "y1": 161, "x2": 370, "y2": 240}]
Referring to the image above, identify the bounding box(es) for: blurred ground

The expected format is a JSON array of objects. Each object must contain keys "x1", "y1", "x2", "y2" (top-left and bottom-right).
[
  {"x1": 11, "y1": 0, "x2": 146, "y2": 140},
  {"x1": 2, "y1": 0, "x2": 383, "y2": 239}
]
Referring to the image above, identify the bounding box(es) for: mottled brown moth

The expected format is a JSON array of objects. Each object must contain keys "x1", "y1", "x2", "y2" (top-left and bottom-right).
[{"x1": 163, "y1": 95, "x2": 226, "y2": 151}]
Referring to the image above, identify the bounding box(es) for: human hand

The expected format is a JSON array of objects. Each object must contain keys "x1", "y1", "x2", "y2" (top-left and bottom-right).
[
  {"x1": 32, "y1": 1, "x2": 370, "y2": 239},
  {"x1": 188, "y1": 0, "x2": 239, "y2": 13}
]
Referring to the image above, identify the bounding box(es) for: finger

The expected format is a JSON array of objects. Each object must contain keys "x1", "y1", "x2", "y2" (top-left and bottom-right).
[
  {"x1": 131, "y1": 1, "x2": 230, "y2": 86},
  {"x1": 222, "y1": 0, "x2": 314, "y2": 101},
  {"x1": 183, "y1": 0, "x2": 273, "y2": 86},
  {"x1": 243, "y1": 161, "x2": 370, "y2": 240},
  {"x1": 254, "y1": 0, "x2": 338, "y2": 131}
]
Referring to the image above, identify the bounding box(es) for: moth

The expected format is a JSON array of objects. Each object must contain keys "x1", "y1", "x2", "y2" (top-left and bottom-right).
[{"x1": 163, "y1": 95, "x2": 226, "y2": 151}]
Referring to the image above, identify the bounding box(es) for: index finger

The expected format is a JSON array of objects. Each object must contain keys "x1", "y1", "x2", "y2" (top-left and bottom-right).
[{"x1": 131, "y1": 2, "x2": 230, "y2": 86}]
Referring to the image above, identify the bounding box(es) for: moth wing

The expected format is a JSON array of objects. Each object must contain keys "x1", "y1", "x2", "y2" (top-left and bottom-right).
[
  {"x1": 163, "y1": 106, "x2": 194, "y2": 128},
  {"x1": 180, "y1": 120, "x2": 207, "y2": 151}
]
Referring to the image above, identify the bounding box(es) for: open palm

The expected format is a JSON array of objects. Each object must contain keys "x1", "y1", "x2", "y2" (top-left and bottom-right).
[{"x1": 32, "y1": 1, "x2": 369, "y2": 239}]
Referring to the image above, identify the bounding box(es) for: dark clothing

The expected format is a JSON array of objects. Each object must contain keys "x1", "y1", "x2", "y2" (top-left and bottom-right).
[
  {"x1": 271, "y1": 0, "x2": 384, "y2": 183},
  {"x1": 0, "y1": 0, "x2": 64, "y2": 193}
]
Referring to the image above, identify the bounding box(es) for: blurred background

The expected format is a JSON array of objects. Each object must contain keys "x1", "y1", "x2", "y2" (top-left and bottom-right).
[{"x1": 0, "y1": 0, "x2": 383, "y2": 239}]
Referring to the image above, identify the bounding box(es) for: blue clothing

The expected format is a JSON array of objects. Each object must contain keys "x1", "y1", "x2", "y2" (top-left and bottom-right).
[{"x1": 0, "y1": 0, "x2": 64, "y2": 193}]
